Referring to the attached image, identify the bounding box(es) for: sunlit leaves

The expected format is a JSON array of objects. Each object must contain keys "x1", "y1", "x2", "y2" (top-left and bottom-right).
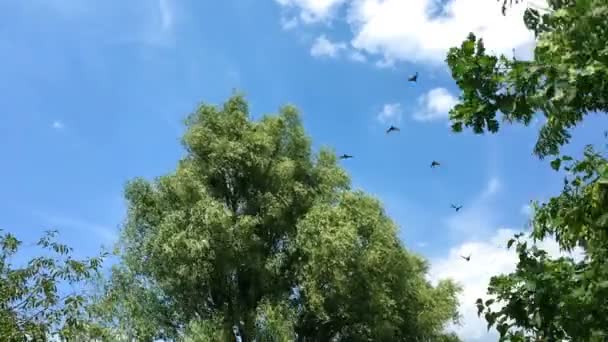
[{"x1": 102, "y1": 94, "x2": 461, "y2": 341}]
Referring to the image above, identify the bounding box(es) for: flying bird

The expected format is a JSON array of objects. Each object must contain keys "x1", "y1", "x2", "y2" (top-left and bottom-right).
[
  {"x1": 430, "y1": 161, "x2": 441, "y2": 168},
  {"x1": 408, "y1": 72, "x2": 418, "y2": 82},
  {"x1": 386, "y1": 125, "x2": 400, "y2": 134},
  {"x1": 460, "y1": 254, "x2": 471, "y2": 262},
  {"x1": 339, "y1": 154, "x2": 354, "y2": 160},
  {"x1": 451, "y1": 204, "x2": 463, "y2": 212}
]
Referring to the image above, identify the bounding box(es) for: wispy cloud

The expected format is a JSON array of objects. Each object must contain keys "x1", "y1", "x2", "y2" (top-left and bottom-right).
[
  {"x1": 348, "y1": 50, "x2": 367, "y2": 62},
  {"x1": 135, "y1": 0, "x2": 176, "y2": 47},
  {"x1": 444, "y1": 177, "x2": 502, "y2": 238},
  {"x1": 158, "y1": 0, "x2": 174, "y2": 32},
  {"x1": 481, "y1": 177, "x2": 502, "y2": 199},
  {"x1": 310, "y1": 34, "x2": 347, "y2": 58},
  {"x1": 34, "y1": 211, "x2": 118, "y2": 244},
  {"x1": 280, "y1": 16, "x2": 299, "y2": 30},
  {"x1": 275, "y1": 0, "x2": 347, "y2": 23},
  {"x1": 376, "y1": 103, "x2": 402, "y2": 124},
  {"x1": 374, "y1": 57, "x2": 395, "y2": 69},
  {"x1": 413, "y1": 87, "x2": 458, "y2": 122},
  {"x1": 521, "y1": 203, "x2": 533, "y2": 217},
  {"x1": 52, "y1": 120, "x2": 65, "y2": 130}
]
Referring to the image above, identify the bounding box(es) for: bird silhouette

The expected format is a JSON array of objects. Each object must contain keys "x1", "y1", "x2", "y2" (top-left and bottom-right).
[
  {"x1": 386, "y1": 125, "x2": 400, "y2": 134},
  {"x1": 451, "y1": 204, "x2": 463, "y2": 212},
  {"x1": 460, "y1": 254, "x2": 471, "y2": 262},
  {"x1": 408, "y1": 72, "x2": 418, "y2": 82},
  {"x1": 339, "y1": 154, "x2": 354, "y2": 160},
  {"x1": 430, "y1": 161, "x2": 440, "y2": 168}
]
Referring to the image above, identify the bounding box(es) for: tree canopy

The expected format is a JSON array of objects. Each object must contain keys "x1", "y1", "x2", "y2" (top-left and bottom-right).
[
  {"x1": 446, "y1": 0, "x2": 608, "y2": 340},
  {"x1": 94, "y1": 94, "x2": 461, "y2": 341}
]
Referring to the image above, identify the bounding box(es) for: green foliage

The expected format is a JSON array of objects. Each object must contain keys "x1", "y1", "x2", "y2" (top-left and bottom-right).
[
  {"x1": 183, "y1": 315, "x2": 231, "y2": 342},
  {"x1": 100, "y1": 93, "x2": 461, "y2": 341},
  {"x1": 85, "y1": 265, "x2": 181, "y2": 341},
  {"x1": 447, "y1": 0, "x2": 608, "y2": 159},
  {"x1": 253, "y1": 299, "x2": 296, "y2": 341},
  {"x1": 447, "y1": 0, "x2": 608, "y2": 340},
  {"x1": 0, "y1": 230, "x2": 106, "y2": 341},
  {"x1": 475, "y1": 146, "x2": 608, "y2": 340}
]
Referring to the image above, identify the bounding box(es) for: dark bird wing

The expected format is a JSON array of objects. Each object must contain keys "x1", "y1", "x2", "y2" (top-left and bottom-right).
[
  {"x1": 386, "y1": 126, "x2": 400, "y2": 133},
  {"x1": 460, "y1": 254, "x2": 471, "y2": 261}
]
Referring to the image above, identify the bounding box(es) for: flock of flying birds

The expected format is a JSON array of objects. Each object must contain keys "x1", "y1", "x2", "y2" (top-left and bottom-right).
[{"x1": 336, "y1": 71, "x2": 473, "y2": 262}]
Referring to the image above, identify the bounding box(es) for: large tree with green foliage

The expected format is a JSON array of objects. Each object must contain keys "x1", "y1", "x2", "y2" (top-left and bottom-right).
[
  {"x1": 0, "y1": 230, "x2": 106, "y2": 341},
  {"x1": 446, "y1": 0, "x2": 608, "y2": 340},
  {"x1": 98, "y1": 94, "x2": 461, "y2": 341}
]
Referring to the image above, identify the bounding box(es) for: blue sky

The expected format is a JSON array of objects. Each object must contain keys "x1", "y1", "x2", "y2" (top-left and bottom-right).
[{"x1": 1, "y1": 0, "x2": 605, "y2": 340}]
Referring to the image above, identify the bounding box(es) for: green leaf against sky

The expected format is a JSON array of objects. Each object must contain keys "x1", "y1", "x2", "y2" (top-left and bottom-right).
[
  {"x1": 447, "y1": 0, "x2": 608, "y2": 159},
  {"x1": 0, "y1": 230, "x2": 106, "y2": 341}
]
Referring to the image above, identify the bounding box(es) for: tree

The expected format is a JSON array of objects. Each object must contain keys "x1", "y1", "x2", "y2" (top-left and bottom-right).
[
  {"x1": 446, "y1": 0, "x2": 608, "y2": 340},
  {"x1": 101, "y1": 94, "x2": 461, "y2": 341},
  {"x1": 0, "y1": 230, "x2": 106, "y2": 341},
  {"x1": 447, "y1": 0, "x2": 607, "y2": 159},
  {"x1": 476, "y1": 146, "x2": 608, "y2": 341}
]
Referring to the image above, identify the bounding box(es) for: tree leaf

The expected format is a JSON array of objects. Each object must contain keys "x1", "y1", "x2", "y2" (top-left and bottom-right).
[{"x1": 551, "y1": 158, "x2": 562, "y2": 171}]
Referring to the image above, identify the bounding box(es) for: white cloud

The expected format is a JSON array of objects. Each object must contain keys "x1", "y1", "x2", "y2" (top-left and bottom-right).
[
  {"x1": 376, "y1": 103, "x2": 402, "y2": 124},
  {"x1": 348, "y1": 0, "x2": 542, "y2": 64},
  {"x1": 348, "y1": 50, "x2": 367, "y2": 62},
  {"x1": 52, "y1": 120, "x2": 65, "y2": 130},
  {"x1": 310, "y1": 35, "x2": 347, "y2": 58},
  {"x1": 374, "y1": 57, "x2": 395, "y2": 69},
  {"x1": 430, "y1": 228, "x2": 584, "y2": 341},
  {"x1": 275, "y1": 0, "x2": 347, "y2": 23},
  {"x1": 280, "y1": 16, "x2": 299, "y2": 30},
  {"x1": 276, "y1": 0, "x2": 543, "y2": 64},
  {"x1": 413, "y1": 87, "x2": 458, "y2": 122}
]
